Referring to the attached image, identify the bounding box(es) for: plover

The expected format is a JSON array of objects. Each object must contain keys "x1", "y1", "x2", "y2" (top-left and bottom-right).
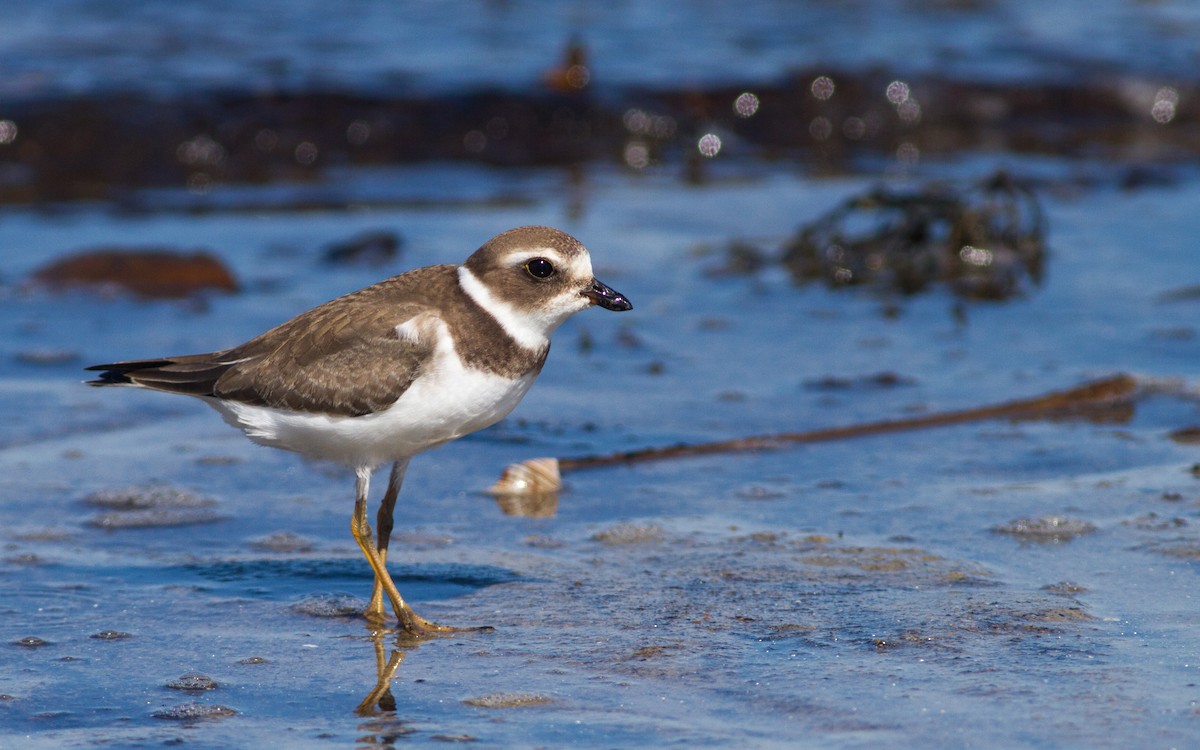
[{"x1": 86, "y1": 226, "x2": 632, "y2": 635}]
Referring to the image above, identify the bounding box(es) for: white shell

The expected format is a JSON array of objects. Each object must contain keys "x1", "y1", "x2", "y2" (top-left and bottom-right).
[{"x1": 488, "y1": 457, "x2": 562, "y2": 496}]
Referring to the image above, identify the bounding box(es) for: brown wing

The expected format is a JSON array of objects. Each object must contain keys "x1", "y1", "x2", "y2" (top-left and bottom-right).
[
  {"x1": 88, "y1": 266, "x2": 459, "y2": 417},
  {"x1": 212, "y1": 301, "x2": 435, "y2": 417}
]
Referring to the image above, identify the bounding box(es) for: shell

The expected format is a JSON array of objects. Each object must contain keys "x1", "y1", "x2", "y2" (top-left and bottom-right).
[{"x1": 488, "y1": 457, "x2": 562, "y2": 496}]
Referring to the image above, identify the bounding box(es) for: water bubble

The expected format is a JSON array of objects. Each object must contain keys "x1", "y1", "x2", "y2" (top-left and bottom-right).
[
  {"x1": 886, "y1": 80, "x2": 911, "y2": 105},
  {"x1": 959, "y1": 245, "x2": 993, "y2": 266},
  {"x1": 896, "y1": 142, "x2": 920, "y2": 165},
  {"x1": 176, "y1": 135, "x2": 224, "y2": 166},
  {"x1": 346, "y1": 120, "x2": 370, "y2": 145},
  {"x1": 623, "y1": 108, "x2": 649, "y2": 133},
  {"x1": 842, "y1": 117, "x2": 866, "y2": 140},
  {"x1": 734, "y1": 92, "x2": 760, "y2": 118},
  {"x1": 811, "y1": 76, "x2": 835, "y2": 100},
  {"x1": 809, "y1": 116, "x2": 832, "y2": 141},
  {"x1": 294, "y1": 141, "x2": 318, "y2": 165},
  {"x1": 697, "y1": 133, "x2": 722, "y2": 157},
  {"x1": 897, "y1": 99, "x2": 922, "y2": 124},
  {"x1": 485, "y1": 116, "x2": 509, "y2": 140},
  {"x1": 1152, "y1": 100, "x2": 1176, "y2": 124},
  {"x1": 185, "y1": 173, "x2": 213, "y2": 195},
  {"x1": 564, "y1": 64, "x2": 590, "y2": 89},
  {"x1": 623, "y1": 141, "x2": 650, "y2": 169},
  {"x1": 0, "y1": 120, "x2": 17, "y2": 144},
  {"x1": 463, "y1": 130, "x2": 486, "y2": 153},
  {"x1": 254, "y1": 129, "x2": 278, "y2": 152},
  {"x1": 1152, "y1": 87, "x2": 1178, "y2": 124}
]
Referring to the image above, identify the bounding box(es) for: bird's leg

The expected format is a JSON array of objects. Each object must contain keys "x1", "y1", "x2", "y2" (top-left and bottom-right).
[
  {"x1": 351, "y1": 463, "x2": 464, "y2": 635},
  {"x1": 351, "y1": 466, "x2": 390, "y2": 623},
  {"x1": 366, "y1": 458, "x2": 409, "y2": 618}
]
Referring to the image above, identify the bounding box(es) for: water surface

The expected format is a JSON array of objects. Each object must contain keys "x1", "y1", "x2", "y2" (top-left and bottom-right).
[{"x1": 2, "y1": 2, "x2": 1200, "y2": 748}]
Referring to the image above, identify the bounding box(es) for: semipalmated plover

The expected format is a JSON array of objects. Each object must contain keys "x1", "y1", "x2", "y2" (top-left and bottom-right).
[{"x1": 87, "y1": 226, "x2": 632, "y2": 635}]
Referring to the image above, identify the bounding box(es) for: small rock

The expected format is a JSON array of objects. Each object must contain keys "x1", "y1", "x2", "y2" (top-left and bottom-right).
[
  {"x1": 83, "y1": 485, "x2": 216, "y2": 510},
  {"x1": 1168, "y1": 426, "x2": 1200, "y2": 444},
  {"x1": 248, "y1": 531, "x2": 316, "y2": 553},
  {"x1": 322, "y1": 230, "x2": 402, "y2": 266},
  {"x1": 85, "y1": 486, "x2": 222, "y2": 529},
  {"x1": 89, "y1": 630, "x2": 132, "y2": 641},
  {"x1": 591, "y1": 523, "x2": 664, "y2": 546},
  {"x1": 463, "y1": 692, "x2": 553, "y2": 708},
  {"x1": 166, "y1": 673, "x2": 219, "y2": 691},
  {"x1": 1042, "y1": 581, "x2": 1088, "y2": 595},
  {"x1": 151, "y1": 701, "x2": 237, "y2": 720},
  {"x1": 32, "y1": 248, "x2": 238, "y2": 299},
  {"x1": 88, "y1": 509, "x2": 223, "y2": 529},
  {"x1": 14, "y1": 636, "x2": 51, "y2": 649},
  {"x1": 290, "y1": 593, "x2": 366, "y2": 618},
  {"x1": 993, "y1": 515, "x2": 1097, "y2": 542}
]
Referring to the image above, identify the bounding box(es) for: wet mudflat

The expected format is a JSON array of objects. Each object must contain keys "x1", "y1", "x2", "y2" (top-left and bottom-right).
[
  {"x1": 4, "y1": 1, "x2": 1200, "y2": 748},
  {"x1": 3, "y1": 166, "x2": 1199, "y2": 748}
]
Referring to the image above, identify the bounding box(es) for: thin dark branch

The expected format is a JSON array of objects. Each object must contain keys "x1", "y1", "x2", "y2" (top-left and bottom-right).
[{"x1": 559, "y1": 374, "x2": 1138, "y2": 472}]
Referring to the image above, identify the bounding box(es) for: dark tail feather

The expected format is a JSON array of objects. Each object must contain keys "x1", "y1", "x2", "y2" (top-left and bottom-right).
[{"x1": 85, "y1": 356, "x2": 234, "y2": 397}]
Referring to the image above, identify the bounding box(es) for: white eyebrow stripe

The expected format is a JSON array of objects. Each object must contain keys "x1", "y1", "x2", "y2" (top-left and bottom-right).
[
  {"x1": 501, "y1": 246, "x2": 594, "y2": 281},
  {"x1": 500, "y1": 247, "x2": 567, "y2": 266}
]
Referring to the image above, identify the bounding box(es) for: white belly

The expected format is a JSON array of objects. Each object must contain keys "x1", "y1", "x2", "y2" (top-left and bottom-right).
[{"x1": 208, "y1": 360, "x2": 537, "y2": 469}]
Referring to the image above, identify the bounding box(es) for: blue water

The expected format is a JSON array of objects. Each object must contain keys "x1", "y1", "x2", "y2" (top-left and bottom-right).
[
  {"x1": 3, "y1": 2, "x2": 1200, "y2": 748},
  {"x1": 2, "y1": 0, "x2": 1198, "y2": 99}
]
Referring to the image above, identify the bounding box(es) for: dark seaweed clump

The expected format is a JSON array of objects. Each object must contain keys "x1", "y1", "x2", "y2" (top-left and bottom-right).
[
  {"x1": 780, "y1": 171, "x2": 1045, "y2": 300},
  {"x1": 717, "y1": 171, "x2": 1046, "y2": 301}
]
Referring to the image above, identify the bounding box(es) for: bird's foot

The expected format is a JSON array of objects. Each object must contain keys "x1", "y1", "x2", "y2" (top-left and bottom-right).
[
  {"x1": 396, "y1": 605, "x2": 493, "y2": 637},
  {"x1": 363, "y1": 601, "x2": 492, "y2": 637}
]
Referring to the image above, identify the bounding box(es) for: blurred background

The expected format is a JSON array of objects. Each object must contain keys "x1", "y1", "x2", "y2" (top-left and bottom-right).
[
  {"x1": 2, "y1": 0, "x2": 1197, "y2": 208},
  {"x1": 3, "y1": 2, "x2": 1200, "y2": 748}
]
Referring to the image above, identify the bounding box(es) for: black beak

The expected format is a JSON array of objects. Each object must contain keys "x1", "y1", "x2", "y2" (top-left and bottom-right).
[{"x1": 582, "y1": 278, "x2": 632, "y2": 311}]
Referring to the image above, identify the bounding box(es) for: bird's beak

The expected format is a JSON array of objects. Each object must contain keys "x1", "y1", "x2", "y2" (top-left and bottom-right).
[{"x1": 582, "y1": 278, "x2": 633, "y2": 311}]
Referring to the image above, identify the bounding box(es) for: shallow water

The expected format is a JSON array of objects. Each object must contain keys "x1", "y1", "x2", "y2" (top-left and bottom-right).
[
  {"x1": 4, "y1": 2, "x2": 1200, "y2": 749},
  {"x1": 4, "y1": 0, "x2": 1200, "y2": 97},
  {"x1": 4, "y1": 163, "x2": 1200, "y2": 748}
]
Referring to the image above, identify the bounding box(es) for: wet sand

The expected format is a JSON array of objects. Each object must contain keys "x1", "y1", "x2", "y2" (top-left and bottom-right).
[{"x1": 3, "y1": 1, "x2": 1200, "y2": 747}]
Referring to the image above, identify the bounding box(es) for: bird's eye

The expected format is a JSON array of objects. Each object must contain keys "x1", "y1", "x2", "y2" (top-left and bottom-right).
[{"x1": 524, "y1": 258, "x2": 555, "y2": 279}]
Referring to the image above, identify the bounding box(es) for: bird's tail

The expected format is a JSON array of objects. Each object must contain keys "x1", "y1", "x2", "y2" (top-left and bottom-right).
[{"x1": 85, "y1": 356, "x2": 232, "y2": 397}]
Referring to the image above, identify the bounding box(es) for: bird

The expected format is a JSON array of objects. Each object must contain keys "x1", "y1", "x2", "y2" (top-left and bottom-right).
[{"x1": 86, "y1": 225, "x2": 632, "y2": 635}]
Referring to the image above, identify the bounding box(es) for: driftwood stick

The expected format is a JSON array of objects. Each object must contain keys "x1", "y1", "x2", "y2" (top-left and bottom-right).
[
  {"x1": 489, "y1": 374, "x2": 1139, "y2": 495},
  {"x1": 558, "y1": 373, "x2": 1138, "y2": 472}
]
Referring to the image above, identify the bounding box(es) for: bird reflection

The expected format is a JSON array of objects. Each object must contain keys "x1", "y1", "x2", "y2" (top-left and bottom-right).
[{"x1": 355, "y1": 631, "x2": 415, "y2": 747}]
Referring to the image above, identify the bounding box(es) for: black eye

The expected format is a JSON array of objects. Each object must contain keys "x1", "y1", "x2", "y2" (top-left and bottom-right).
[{"x1": 524, "y1": 258, "x2": 555, "y2": 279}]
